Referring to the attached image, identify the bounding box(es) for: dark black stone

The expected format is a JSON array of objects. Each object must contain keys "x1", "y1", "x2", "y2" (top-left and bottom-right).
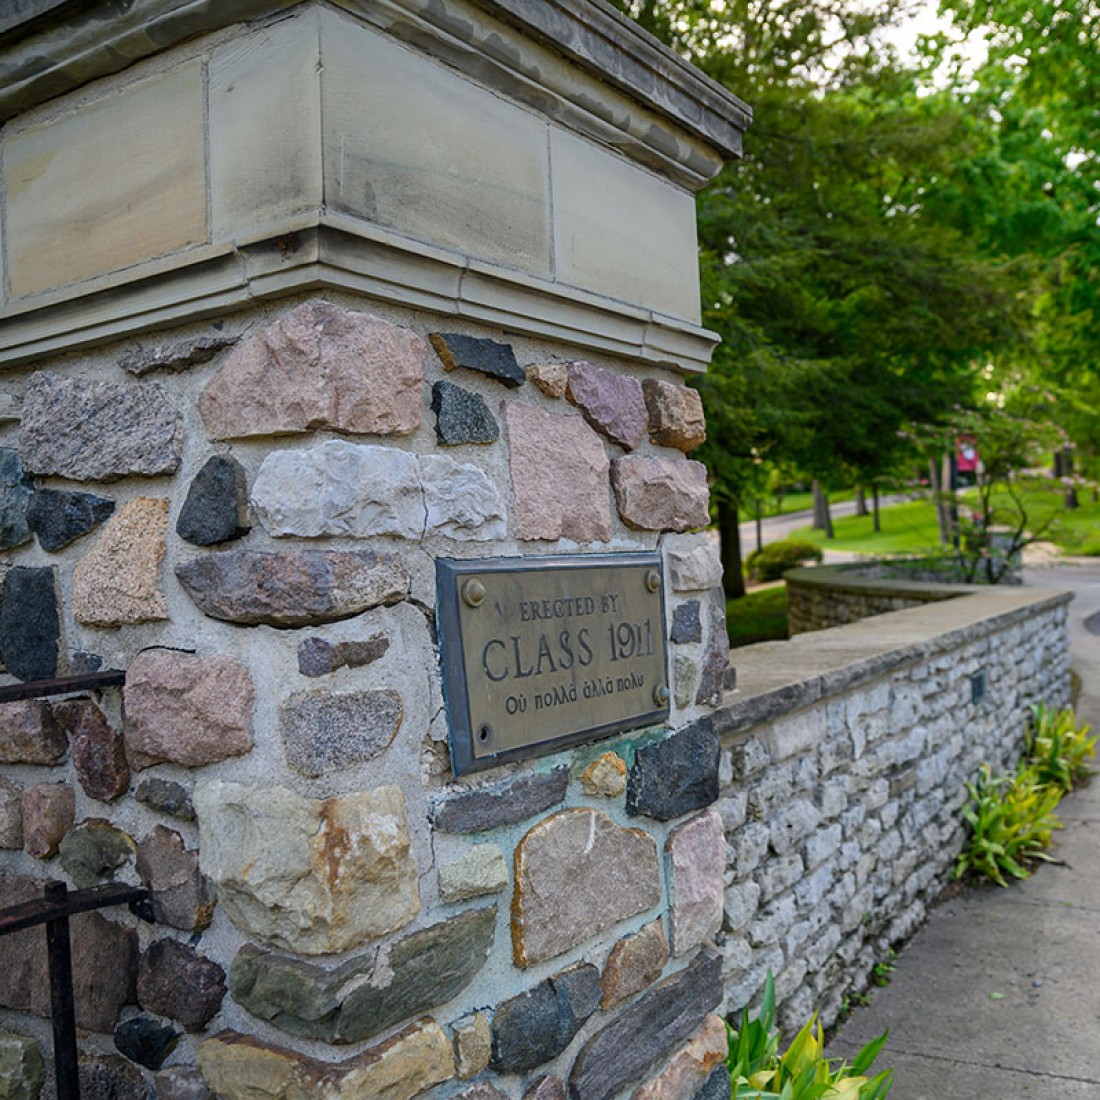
[
  {"x1": 695, "y1": 589, "x2": 730, "y2": 706},
  {"x1": 568, "y1": 948, "x2": 722, "y2": 1100},
  {"x1": 626, "y1": 720, "x2": 720, "y2": 822},
  {"x1": 670, "y1": 600, "x2": 702, "y2": 644},
  {"x1": 693, "y1": 1066, "x2": 732, "y2": 1100},
  {"x1": 297, "y1": 634, "x2": 389, "y2": 678},
  {"x1": 0, "y1": 566, "x2": 59, "y2": 681},
  {"x1": 429, "y1": 333, "x2": 525, "y2": 387},
  {"x1": 113, "y1": 1015, "x2": 180, "y2": 1070},
  {"x1": 71, "y1": 651, "x2": 105, "y2": 673},
  {"x1": 433, "y1": 767, "x2": 569, "y2": 833},
  {"x1": 27, "y1": 489, "x2": 115, "y2": 552},
  {"x1": 176, "y1": 455, "x2": 249, "y2": 546},
  {"x1": 491, "y1": 964, "x2": 600, "y2": 1074},
  {"x1": 430, "y1": 380, "x2": 500, "y2": 445},
  {"x1": 0, "y1": 448, "x2": 33, "y2": 550},
  {"x1": 134, "y1": 778, "x2": 195, "y2": 822}
]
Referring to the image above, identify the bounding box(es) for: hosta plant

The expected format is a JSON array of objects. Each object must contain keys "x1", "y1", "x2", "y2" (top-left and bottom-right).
[
  {"x1": 726, "y1": 974, "x2": 893, "y2": 1099},
  {"x1": 954, "y1": 764, "x2": 1062, "y2": 886},
  {"x1": 1026, "y1": 703, "x2": 1096, "y2": 793}
]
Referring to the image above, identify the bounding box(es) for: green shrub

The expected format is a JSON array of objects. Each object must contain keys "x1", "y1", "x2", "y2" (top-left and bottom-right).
[
  {"x1": 726, "y1": 974, "x2": 893, "y2": 1099},
  {"x1": 1027, "y1": 703, "x2": 1096, "y2": 792},
  {"x1": 954, "y1": 763, "x2": 1061, "y2": 886},
  {"x1": 746, "y1": 539, "x2": 824, "y2": 583}
]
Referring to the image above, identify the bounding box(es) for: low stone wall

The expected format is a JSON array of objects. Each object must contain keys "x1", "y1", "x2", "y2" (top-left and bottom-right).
[
  {"x1": 710, "y1": 586, "x2": 1072, "y2": 1032},
  {"x1": 786, "y1": 564, "x2": 968, "y2": 635}
]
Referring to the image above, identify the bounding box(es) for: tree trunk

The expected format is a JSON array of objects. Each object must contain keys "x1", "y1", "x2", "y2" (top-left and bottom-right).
[
  {"x1": 854, "y1": 485, "x2": 868, "y2": 517},
  {"x1": 811, "y1": 479, "x2": 828, "y2": 530},
  {"x1": 929, "y1": 457, "x2": 948, "y2": 545},
  {"x1": 872, "y1": 483, "x2": 881, "y2": 533},
  {"x1": 754, "y1": 499, "x2": 763, "y2": 552},
  {"x1": 822, "y1": 495, "x2": 834, "y2": 540},
  {"x1": 943, "y1": 452, "x2": 959, "y2": 548},
  {"x1": 718, "y1": 498, "x2": 745, "y2": 600}
]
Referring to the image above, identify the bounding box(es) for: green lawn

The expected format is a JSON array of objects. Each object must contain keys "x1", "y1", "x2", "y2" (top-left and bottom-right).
[
  {"x1": 727, "y1": 585, "x2": 789, "y2": 648},
  {"x1": 787, "y1": 484, "x2": 1100, "y2": 557}
]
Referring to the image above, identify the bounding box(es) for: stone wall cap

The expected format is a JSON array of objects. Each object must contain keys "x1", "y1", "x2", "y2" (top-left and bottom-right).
[
  {"x1": 0, "y1": 0, "x2": 750, "y2": 166},
  {"x1": 717, "y1": 584, "x2": 1074, "y2": 736}
]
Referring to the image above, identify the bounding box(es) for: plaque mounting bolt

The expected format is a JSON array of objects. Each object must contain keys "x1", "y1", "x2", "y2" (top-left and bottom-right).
[
  {"x1": 462, "y1": 579, "x2": 486, "y2": 608},
  {"x1": 653, "y1": 684, "x2": 670, "y2": 706},
  {"x1": 645, "y1": 569, "x2": 662, "y2": 592}
]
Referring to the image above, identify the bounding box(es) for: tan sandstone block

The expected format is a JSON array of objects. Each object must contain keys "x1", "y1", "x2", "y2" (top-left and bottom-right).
[
  {"x1": 512, "y1": 809, "x2": 661, "y2": 968},
  {"x1": 4, "y1": 64, "x2": 205, "y2": 298},
  {"x1": 72, "y1": 499, "x2": 168, "y2": 627}
]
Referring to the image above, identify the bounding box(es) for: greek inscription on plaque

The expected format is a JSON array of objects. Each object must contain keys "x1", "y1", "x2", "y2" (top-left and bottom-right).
[{"x1": 437, "y1": 554, "x2": 669, "y2": 775}]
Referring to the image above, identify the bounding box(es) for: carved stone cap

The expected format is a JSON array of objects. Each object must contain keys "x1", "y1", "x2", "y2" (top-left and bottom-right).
[{"x1": 0, "y1": 0, "x2": 751, "y2": 187}]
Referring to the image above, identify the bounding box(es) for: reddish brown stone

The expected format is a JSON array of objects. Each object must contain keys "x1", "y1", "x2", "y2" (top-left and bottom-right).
[
  {"x1": 123, "y1": 649, "x2": 253, "y2": 771},
  {"x1": 21, "y1": 783, "x2": 74, "y2": 858},
  {"x1": 566, "y1": 362, "x2": 647, "y2": 450},
  {"x1": 54, "y1": 700, "x2": 129, "y2": 802},
  {"x1": 0, "y1": 874, "x2": 137, "y2": 1032},
  {"x1": 138, "y1": 940, "x2": 227, "y2": 1032},
  {"x1": 0, "y1": 700, "x2": 66, "y2": 764},
  {"x1": 525, "y1": 1077, "x2": 568, "y2": 1100},
  {"x1": 136, "y1": 826, "x2": 215, "y2": 931},
  {"x1": 642, "y1": 379, "x2": 706, "y2": 452},
  {"x1": 611, "y1": 456, "x2": 709, "y2": 532},
  {"x1": 200, "y1": 301, "x2": 424, "y2": 440},
  {"x1": 600, "y1": 919, "x2": 669, "y2": 1009},
  {"x1": 503, "y1": 401, "x2": 611, "y2": 542}
]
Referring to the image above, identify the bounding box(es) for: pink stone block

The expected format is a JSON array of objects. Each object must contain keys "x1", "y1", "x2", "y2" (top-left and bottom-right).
[
  {"x1": 504, "y1": 401, "x2": 611, "y2": 542},
  {"x1": 566, "y1": 361, "x2": 647, "y2": 450},
  {"x1": 666, "y1": 808, "x2": 725, "y2": 956},
  {"x1": 611, "y1": 456, "x2": 709, "y2": 532}
]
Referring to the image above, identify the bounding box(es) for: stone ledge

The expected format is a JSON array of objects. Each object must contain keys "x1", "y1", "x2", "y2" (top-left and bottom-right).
[
  {"x1": 784, "y1": 563, "x2": 973, "y2": 603},
  {"x1": 0, "y1": 220, "x2": 720, "y2": 371},
  {"x1": 717, "y1": 585, "x2": 1073, "y2": 737}
]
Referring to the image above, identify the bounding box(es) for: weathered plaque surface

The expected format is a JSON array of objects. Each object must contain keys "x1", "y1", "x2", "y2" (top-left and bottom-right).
[{"x1": 438, "y1": 554, "x2": 669, "y2": 775}]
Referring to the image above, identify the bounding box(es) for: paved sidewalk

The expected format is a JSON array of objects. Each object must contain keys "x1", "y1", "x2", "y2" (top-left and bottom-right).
[{"x1": 829, "y1": 563, "x2": 1100, "y2": 1098}]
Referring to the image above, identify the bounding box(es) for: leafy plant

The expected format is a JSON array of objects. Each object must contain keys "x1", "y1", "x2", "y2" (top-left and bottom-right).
[
  {"x1": 1026, "y1": 703, "x2": 1096, "y2": 793},
  {"x1": 954, "y1": 764, "x2": 1062, "y2": 886},
  {"x1": 727, "y1": 974, "x2": 893, "y2": 1099},
  {"x1": 746, "y1": 539, "x2": 824, "y2": 583},
  {"x1": 871, "y1": 951, "x2": 896, "y2": 988}
]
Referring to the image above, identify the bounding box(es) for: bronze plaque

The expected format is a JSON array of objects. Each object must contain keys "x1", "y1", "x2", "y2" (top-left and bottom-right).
[{"x1": 437, "y1": 554, "x2": 669, "y2": 775}]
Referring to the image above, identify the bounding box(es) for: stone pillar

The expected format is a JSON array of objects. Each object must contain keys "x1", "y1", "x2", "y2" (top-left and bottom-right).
[{"x1": 0, "y1": 2, "x2": 749, "y2": 1097}]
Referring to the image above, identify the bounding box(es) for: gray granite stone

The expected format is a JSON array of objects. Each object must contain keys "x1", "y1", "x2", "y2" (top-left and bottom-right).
[
  {"x1": 154, "y1": 1066, "x2": 214, "y2": 1100},
  {"x1": 113, "y1": 1015, "x2": 179, "y2": 1070},
  {"x1": 176, "y1": 548, "x2": 408, "y2": 626},
  {"x1": 134, "y1": 778, "x2": 194, "y2": 822},
  {"x1": 279, "y1": 689, "x2": 403, "y2": 777},
  {"x1": 118, "y1": 332, "x2": 237, "y2": 376},
  {"x1": 695, "y1": 588, "x2": 730, "y2": 706},
  {"x1": 0, "y1": 777, "x2": 22, "y2": 849},
  {"x1": 176, "y1": 455, "x2": 250, "y2": 546},
  {"x1": 40, "y1": 1055, "x2": 147, "y2": 1100},
  {"x1": 20, "y1": 371, "x2": 183, "y2": 481},
  {"x1": 693, "y1": 1066, "x2": 733, "y2": 1100},
  {"x1": 0, "y1": 448, "x2": 32, "y2": 550},
  {"x1": 0, "y1": 566, "x2": 59, "y2": 681},
  {"x1": 433, "y1": 767, "x2": 569, "y2": 833},
  {"x1": 135, "y1": 826, "x2": 215, "y2": 931},
  {"x1": 626, "y1": 720, "x2": 720, "y2": 822},
  {"x1": 297, "y1": 634, "x2": 389, "y2": 678},
  {"x1": 568, "y1": 948, "x2": 722, "y2": 1100},
  {"x1": 431, "y1": 380, "x2": 500, "y2": 444},
  {"x1": 138, "y1": 939, "x2": 226, "y2": 1032},
  {"x1": 490, "y1": 963, "x2": 600, "y2": 1073},
  {"x1": 27, "y1": 489, "x2": 115, "y2": 551},
  {"x1": 671, "y1": 600, "x2": 702, "y2": 644},
  {"x1": 430, "y1": 333, "x2": 525, "y2": 387},
  {"x1": 230, "y1": 907, "x2": 496, "y2": 1045}
]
